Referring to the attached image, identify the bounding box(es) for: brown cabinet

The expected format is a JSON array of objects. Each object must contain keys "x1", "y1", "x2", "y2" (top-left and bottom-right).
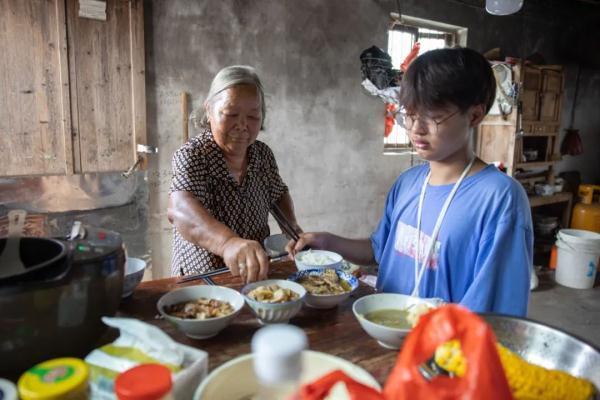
[
  {"x1": 476, "y1": 64, "x2": 571, "y2": 264},
  {"x1": 476, "y1": 64, "x2": 564, "y2": 177},
  {"x1": 0, "y1": 0, "x2": 146, "y2": 177},
  {"x1": 0, "y1": 0, "x2": 72, "y2": 176}
]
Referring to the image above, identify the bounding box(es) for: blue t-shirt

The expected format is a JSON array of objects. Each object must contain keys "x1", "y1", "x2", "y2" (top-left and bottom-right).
[{"x1": 370, "y1": 164, "x2": 533, "y2": 316}]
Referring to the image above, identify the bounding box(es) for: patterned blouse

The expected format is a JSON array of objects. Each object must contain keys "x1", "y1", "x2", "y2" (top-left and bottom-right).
[{"x1": 170, "y1": 129, "x2": 289, "y2": 276}]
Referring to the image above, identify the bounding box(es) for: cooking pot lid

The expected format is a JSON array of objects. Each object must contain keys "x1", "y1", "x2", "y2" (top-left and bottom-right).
[{"x1": 0, "y1": 237, "x2": 68, "y2": 281}]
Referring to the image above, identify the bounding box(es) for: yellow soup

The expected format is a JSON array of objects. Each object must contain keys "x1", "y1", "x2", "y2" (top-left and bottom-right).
[{"x1": 364, "y1": 308, "x2": 411, "y2": 329}]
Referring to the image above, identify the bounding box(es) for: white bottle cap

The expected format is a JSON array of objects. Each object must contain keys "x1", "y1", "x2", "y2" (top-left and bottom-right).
[
  {"x1": 0, "y1": 378, "x2": 18, "y2": 400},
  {"x1": 252, "y1": 324, "x2": 307, "y2": 385}
]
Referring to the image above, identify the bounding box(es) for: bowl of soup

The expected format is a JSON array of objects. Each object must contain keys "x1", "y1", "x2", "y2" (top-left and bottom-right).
[{"x1": 352, "y1": 293, "x2": 440, "y2": 349}]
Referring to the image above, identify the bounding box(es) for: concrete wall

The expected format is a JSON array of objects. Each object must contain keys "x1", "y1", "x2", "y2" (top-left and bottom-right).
[
  {"x1": 557, "y1": 66, "x2": 600, "y2": 183},
  {"x1": 145, "y1": 0, "x2": 409, "y2": 277},
  {"x1": 145, "y1": 0, "x2": 600, "y2": 278}
]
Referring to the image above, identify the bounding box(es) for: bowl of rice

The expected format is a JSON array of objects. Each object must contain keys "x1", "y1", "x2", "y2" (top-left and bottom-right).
[{"x1": 294, "y1": 249, "x2": 343, "y2": 271}]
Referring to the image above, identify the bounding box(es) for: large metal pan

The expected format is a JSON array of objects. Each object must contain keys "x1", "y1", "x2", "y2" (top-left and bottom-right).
[{"x1": 483, "y1": 314, "x2": 600, "y2": 388}]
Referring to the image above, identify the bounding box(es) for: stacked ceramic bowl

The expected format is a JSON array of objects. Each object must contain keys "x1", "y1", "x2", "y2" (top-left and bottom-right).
[{"x1": 241, "y1": 279, "x2": 306, "y2": 324}]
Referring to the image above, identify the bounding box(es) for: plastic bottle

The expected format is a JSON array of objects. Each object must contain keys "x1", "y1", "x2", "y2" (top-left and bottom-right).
[
  {"x1": 115, "y1": 364, "x2": 173, "y2": 400},
  {"x1": 252, "y1": 324, "x2": 308, "y2": 400},
  {"x1": 17, "y1": 357, "x2": 89, "y2": 400}
]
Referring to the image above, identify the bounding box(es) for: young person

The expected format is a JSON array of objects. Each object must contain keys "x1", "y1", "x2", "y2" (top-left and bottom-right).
[{"x1": 287, "y1": 48, "x2": 533, "y2": 316}]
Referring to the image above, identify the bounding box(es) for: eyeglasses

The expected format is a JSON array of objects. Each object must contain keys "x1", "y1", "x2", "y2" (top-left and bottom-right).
[{"x1": 398, "y1": 109, "x2": 462, "y2": 134}]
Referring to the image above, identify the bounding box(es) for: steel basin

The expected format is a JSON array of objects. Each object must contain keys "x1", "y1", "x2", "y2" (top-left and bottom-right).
[{"x1": 483, "y1": 314, "x2": 600, "y2": 388}]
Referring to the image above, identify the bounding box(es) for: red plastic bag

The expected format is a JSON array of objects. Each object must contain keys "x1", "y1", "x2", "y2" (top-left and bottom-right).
[
  {"x1": 298, "y1": 305, "x2": 513, "y2": 400},
  {"x1": 384, "y1": 103, "x2": 398, "y2": 138}
]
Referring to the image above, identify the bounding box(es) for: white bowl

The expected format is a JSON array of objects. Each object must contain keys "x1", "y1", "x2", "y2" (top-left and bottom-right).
[
  {"x1": 193, "y1": 350, "x2": 381, "y2": 400},
  {"x1": 523, "y1": 149, "x2": 538, "y2": 161},
  {"x1": 352, "y1": 293, "x2": 439, "y2": 349},
  {"x1": 157, "y1": 285, "x2": 245, "y2": 339},
  {"x1": 288, "y1": 269, "x2": 359, "y2": 309},
  {"x1": 241, "y1": 279, "x2": 306, "y2": 324},
  {"x1": 534, "y1": 183, "x2": 554, "y2": 196},
  {"x1": 263, "y1": 233, "x2": 289, "y2": 257},
  {"x1": 122, "y1": 257, "x2": 146, "y2": 298},
  {"x1": 294, "y1": 250, "x2": 343, "y2": 271}
]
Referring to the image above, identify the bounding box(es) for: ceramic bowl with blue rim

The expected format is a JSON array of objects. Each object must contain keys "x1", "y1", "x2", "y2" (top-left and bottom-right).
[{"x1": 288, "y1": 268, "x2": 359, "y2": 309}]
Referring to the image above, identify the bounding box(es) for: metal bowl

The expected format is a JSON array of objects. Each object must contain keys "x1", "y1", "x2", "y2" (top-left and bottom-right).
[{"x1": 483, "y1": 314, "x2": 600, "y2": 388}]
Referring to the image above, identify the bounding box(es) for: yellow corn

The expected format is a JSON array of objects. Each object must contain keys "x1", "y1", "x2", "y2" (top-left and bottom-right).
[
  {"x1": 433, "y1": 341, "x2": 596, "y2": 400},
  {"x1": 434, "y1": 339, "x2": 467, "y2": 377},
  {"x1": 496, "y1": 343, "x2": 595, "y2": 400}
]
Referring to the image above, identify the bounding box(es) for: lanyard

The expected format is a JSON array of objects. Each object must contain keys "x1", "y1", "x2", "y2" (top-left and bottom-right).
[{"x1": 412, "y1": 158, "x2": 476, "y2": 297}]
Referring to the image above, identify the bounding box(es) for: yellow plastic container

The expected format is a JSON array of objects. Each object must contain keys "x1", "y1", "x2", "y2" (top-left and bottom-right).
[
  {"x1": 17, "y1": 358, "x2": 89, "y2": 400},
  {"x1": 571, "y1": 184, "x2": 600, "y2": 233}
]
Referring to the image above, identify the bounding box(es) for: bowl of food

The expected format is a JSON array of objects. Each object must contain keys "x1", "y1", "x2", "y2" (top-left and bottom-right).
[
  {"x1": 193, "y1": 350, "x2": 381, "y2": 400},
  {"x1": 241, "y1": 279, "x2": 306, "y2": 324},
  {"x1": 288, "y1": 268, "x2": 359, "y2": 309},
  {"x1": 157, "y1": 285, "x2": 245, "y2": 339},
  {"x1": 353, "y1": 293, "x2": 440, "y2": 349},
  {"x1": 122, "y1": 257, "x2": 146, "y2": 298},
  {"x1": 294, "y1": 249, "x2": 343, "y2": 271}
]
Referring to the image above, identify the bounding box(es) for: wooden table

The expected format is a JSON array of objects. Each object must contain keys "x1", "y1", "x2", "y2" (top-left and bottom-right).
[{"x1": 118, "y1": 261, "x2": 397, "y2": 385}]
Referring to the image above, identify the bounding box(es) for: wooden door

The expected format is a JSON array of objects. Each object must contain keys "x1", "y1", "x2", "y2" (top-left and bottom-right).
[
  {"x1": 66, "y1": 0, "x2": 145, "y2": 173},
  {"x1": 539, "y1": 70, "x2": 562, "y2": 122},
  {"x1": 0, "y1": 0, "x2": 73, "y2": 176},
  {"x1": 520, "y1": 90, "x2": 539, "y2": 121},
  {"x1": 520, "y1": 66, "x2": 542, "y2": 121}
]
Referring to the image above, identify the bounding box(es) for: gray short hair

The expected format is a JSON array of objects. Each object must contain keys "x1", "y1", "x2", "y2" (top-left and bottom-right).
[{"x1": 190, "y1": 65, "x2": 266, "y2": 130}]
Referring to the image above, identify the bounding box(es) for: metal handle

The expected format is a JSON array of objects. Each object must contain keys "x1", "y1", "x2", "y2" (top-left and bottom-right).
[
  {"x1": 122, "y1": 144, "x2": 158, "y2": 178},
  {"x1": 122, "y1": 156, "x2": 144, "y2": 178}
]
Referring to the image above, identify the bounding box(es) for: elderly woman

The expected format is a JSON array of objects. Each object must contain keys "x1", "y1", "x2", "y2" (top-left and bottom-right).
[{"x1": 168, "y1": 66, "x2": 300, "y2": 283}]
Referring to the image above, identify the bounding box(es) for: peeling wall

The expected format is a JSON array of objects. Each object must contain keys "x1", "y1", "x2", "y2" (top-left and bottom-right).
[{"x1": 144, "y1": 0, "x2": 600, "y2": 278}]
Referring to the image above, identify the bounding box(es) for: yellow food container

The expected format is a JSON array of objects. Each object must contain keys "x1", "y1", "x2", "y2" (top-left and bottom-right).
[{"x1": 17, "y1": 358, "x2": 89, "y2": 400}]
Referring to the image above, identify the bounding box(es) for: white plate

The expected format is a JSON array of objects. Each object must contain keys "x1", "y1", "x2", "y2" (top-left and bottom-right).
[{"x1": 193, "y1": 350, "x2": 381, "y2": 400}]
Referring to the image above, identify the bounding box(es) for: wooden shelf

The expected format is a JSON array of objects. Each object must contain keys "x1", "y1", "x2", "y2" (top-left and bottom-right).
[
  {"x1": 515, "y1": 161, "x2": 557, "y2": 169},
  {"x1": 518, "y1": 176, "x2": 547, "y2": 185},
  {"x1": 529, "y1": 192, "x2": 572, "y2": 207},
  {"x1": 520, "y1": 131, "x2": 558, "y2": 137}
]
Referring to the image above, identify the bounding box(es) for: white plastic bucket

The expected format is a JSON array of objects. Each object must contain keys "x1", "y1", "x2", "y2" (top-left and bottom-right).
[{"x1": 555, "y1": 229, "x2": 600, "y2": 289}]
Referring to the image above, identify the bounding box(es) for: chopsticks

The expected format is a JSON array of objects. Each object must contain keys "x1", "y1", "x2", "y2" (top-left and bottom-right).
[
  {"x1": 176, "y1": 266, "x2": 229, "y2": 284},
  {"x1": 176, "y1": 253, "x2": 289, "y2": 285},
  {"x1": 270, "y1": 203, "x2": 301, "y2": 242},
  {"x1": 177, "y1": 205, "x2": 299, "y2": 286}
]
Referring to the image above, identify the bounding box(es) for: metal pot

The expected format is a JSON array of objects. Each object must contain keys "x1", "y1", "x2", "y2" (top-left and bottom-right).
[{"x1": 0, "y1": 225, "x2": 125, "y2": 377}]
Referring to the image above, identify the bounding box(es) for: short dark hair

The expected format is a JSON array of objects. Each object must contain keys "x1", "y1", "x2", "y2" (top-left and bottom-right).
[{"x1": 398, "y1": 47, "x2": 496, "y2": 114}]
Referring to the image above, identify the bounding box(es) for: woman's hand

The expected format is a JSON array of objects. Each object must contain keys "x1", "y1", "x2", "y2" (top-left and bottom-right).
[
  {"x1": 285, "y1": 232, "x2": 330, "y2": 258},
  {"x1": 221, "y1": 237, "x2": 269, "y2": 284}
]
